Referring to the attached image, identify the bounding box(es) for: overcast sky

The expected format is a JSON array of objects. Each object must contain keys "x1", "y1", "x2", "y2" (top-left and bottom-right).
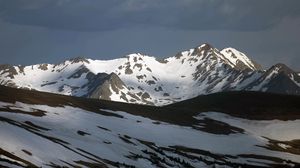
[{"x1": 0, "y1": 0, "x2": 299, "y2": 70}]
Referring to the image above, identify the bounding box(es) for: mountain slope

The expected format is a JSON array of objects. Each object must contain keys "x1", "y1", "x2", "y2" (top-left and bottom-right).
[
  {"x1": 220, "y1": 47, "x2": 263, "y2": 71},
  {"x1": 0, "y1": 43, "x2": 299, "y2": 105},
  {"x1": 1, "y1": 86, "x2": 300, "y2": 167},
  {"x1": 246, "y1": 64, "x2": 300, "y2": 94}
]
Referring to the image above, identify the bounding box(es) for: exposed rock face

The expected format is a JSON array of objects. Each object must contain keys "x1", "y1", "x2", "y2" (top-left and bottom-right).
[
  {"x1": 124, "y1": 63, "x2": 133, "y2": 74},
  {"x1": 87, "y1": 72, "x2": 147, "y2": 104},
  {"x1": 38, "y1": 64, "x2": 48, "y2": 71},
  {"x1": 0, "y1": 64, "x2": 18, "y2": 79},
  {"x1": 68, "y1": 57, "x2": 90, "y2": 64},
  {"x1": 245, "y1": 63, "x2": 300, "y2": 94},
  {"x1": 68, "y1": 66, "x2": 90, "y2": 79},
  {"x1": 191, "y1": 43, "x2": 213, "y2": 56},
  {"x1": 84, "y1": 73, "x2": 111, "y2": 93},
  {"x1": 89, "y1": 73, "x2": 125, "y2": 100},
  {"x1": 265, "y1": 73, "x2": 300, "y2": 94}
]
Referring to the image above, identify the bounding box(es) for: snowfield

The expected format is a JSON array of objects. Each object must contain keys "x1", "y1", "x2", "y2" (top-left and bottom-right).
[
  {"x1": 0, "y1": 43, "x2": 300, "y2": 167},
  {"x1": 0, "y1": 100, "x2": 299, "y2": 167}
]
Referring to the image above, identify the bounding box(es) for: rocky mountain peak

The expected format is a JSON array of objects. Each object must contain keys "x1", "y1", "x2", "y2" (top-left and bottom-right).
[
  {"x1": 68, "y1": 57, "x2": 90, "y2": 64},
  {"x1": 267, "y1": 63, "x2": 294, "y2": 75},
  {"x1": 221, "y1": 47, "x2": 262, "y2": 71},
  {"x1": 199, "y1": 43, "x2": 213, "y2": 50},
  {"x1": 107, "y1": 72, "x2": 125, "y2": 88},
  {"x1": 0, "y1": 43, "x2": 299, "y2": 106},
  {"x1": 126, "y1": 53, "x2": 146, "y2": 62},
  {"x1": 191, "y1": 43, "x2": 214, "y2": 56}
]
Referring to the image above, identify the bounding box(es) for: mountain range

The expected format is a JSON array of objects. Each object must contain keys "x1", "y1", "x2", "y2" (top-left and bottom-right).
[
  {"x1": 1, "y1": 43, "x2": 300, "y2": 106},
  {"x1": 1, "y1": 43, "x2": 300, "y2": 167}
]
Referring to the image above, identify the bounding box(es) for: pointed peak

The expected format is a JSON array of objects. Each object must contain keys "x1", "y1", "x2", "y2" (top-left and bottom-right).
[
  {"x1": 220, "y1": 47, "x2": 262, "y2": 71},
  {"x1": 198, "y1": 43, "x2": 213, "y2": 49},
  {"x1": 194, "y1": 43, "x2": 214, "y2": 51},
  {"x1": 106, "y1": 72, "x2": 126, "y2": 89},
  {"x1": 104, "y1": 72, "x2": 124, "y2": 83},
  {"x1": 108, "y1": 72, "x2": 119, "y2": 78},
  {"x1": 270, "y1": 63, "x2": 294, "y2": 72},
  {"x1": 273, "y1": 63, "x2": 289, "y2": 68},
  {"x1": 191, "y1": 43, "x2": 214, "y2": 56},
  {"x1": 265, "y1": 63, "x2": 296, "y2": 77}
]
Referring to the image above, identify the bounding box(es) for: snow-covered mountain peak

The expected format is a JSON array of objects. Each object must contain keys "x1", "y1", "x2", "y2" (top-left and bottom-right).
[
  {"x1": 194, "y1": 42, "x2": 213, "y2": 51},
  {"x1": 171, "y1": 44, "x2": 254, "y2": 71},
  {"x1": 199, "y1": 43, "x2": 212, "y2": 48},
  {"x1": 221, "y1": 47, "x2": 262, "y2": 71},
  {"x1": 262, "y1": 63, "x2": 297, "y2": 79},
  {"x1": 67, "y1": 56, "x2": 90, "y2": 64},
  {"x1": 173, "y1": 43, "x2": 214, "y2": 59},
  {"x1": 125, "y1": 53, "x2": 153, "y2": 63},
  {"x1": 191, "y1": 43, "x2": 215, "y2": 57},
  {"x1": 271, "y1": 63, "x2": 292, "y2": 71},
  {"x1": 0, "y1": 43, "x2": 300, "y2": 106},
  {"x1": 244, "y1": 62, "x2": 300, "y2": 94},
  {"x1": 266, "y1": 63, "x2": 300, "y2": 82}
]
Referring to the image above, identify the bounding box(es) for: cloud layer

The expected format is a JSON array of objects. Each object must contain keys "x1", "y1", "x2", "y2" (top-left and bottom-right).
[
  {"x1": 0, "y1": 0, "x2": 299, "y2": 71},
  {"x1": 1, "y1": 0, "x2": 299, "y2": 31}
]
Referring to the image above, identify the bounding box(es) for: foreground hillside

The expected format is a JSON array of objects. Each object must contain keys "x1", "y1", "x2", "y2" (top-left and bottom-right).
[
  {"x1": 1, "y1": 43, "x2": 300, "y2": 106},
  {"x1": 0, "y1": 86, "x2": 300, "y2": 167}
]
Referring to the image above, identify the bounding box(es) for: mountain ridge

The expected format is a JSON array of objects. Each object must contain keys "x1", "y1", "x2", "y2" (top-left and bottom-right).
[{"x1": 0, "y1": 43, "x2": 299, "y2": 106}]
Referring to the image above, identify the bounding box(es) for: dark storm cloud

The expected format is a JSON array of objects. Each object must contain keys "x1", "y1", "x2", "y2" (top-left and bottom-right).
[
  {"x1": 0, "y1": 0, "x2": 123, "y2": 31},
  {"x1": 0, "y1": 0, "x2": 299, "y2": 71},
  {"x1": 0, "y1": 0, "x2": 299, "y2": 32}
]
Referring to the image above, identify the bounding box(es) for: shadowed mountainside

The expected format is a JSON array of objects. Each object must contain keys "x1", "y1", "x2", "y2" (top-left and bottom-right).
[
  {"x1": 1, "y1": 86, "x2": 300, "y2": 167},
  {"x1": 1, "y1": 85, "x2": 300, "y2": 126}
]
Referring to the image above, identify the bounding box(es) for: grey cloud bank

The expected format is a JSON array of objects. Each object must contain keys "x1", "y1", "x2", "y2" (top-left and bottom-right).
[
  {"x1": 1, "y1": 0, "x2": 299, "y2": 31},
  {"x1": 0, "y1": 0, "x2": 299, "y2": 70}
]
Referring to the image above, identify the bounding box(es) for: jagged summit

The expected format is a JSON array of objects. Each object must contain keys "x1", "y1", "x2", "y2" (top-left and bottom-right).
[
  {"x1": 191, "y1": 43, "x2": 214, "y2": 56},
  {"x1": 195, "y1": 43, "x2": 214, "y2": 50},
  {"x1": 262, "y1": 63, "x2": 300, "y2": 82},
  {"x1": 220, "y1": 47, "x2": 262, "y2": 71},
  {"x1": 67, "y1": 56, "x2": 90, "y2": 64},
  {"x1": 193, "y1": 43, "x2": 214, "y2": 50},
  {"x1": 269, "y1": 63, "x2": 294, "y2": 73},
  {"x1": 0, "y1": 43, "x2": 299, "y2": 106},
  {"x1": 174, "y1": 43, "x2": 214, "y2": 58}
]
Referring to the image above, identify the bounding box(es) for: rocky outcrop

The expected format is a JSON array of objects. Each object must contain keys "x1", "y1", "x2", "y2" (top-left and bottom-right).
[
  {"x1": 89, "y1": 73, "x2": 126, "y2": 100},
  {"x1": 0, "y1": 64, "x2": 18, "y2": 79}
]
